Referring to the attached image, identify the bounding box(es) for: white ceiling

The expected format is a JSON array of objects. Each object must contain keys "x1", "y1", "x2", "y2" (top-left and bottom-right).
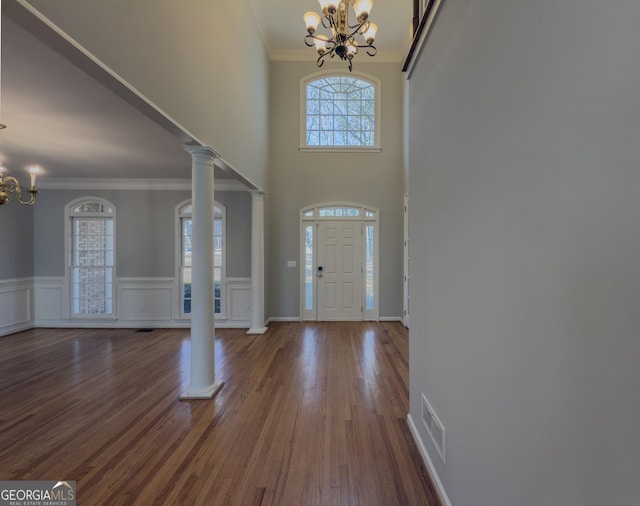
[{"x1": 0, "y1": 1, "x2": 411, "y2": 186}]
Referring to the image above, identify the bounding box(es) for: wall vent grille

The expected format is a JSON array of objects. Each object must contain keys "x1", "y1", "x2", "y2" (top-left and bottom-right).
[{"x1": 421, "y1": 393, "x2": 446, "y2": 464}]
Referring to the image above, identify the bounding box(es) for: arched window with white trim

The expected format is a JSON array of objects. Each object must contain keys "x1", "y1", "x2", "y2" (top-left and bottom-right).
[
  {"x1": 66, "y1": 198, "x2": 115, "y2": 317},
  {"x1": 177, "y1": 200, "x2": 226, "y2": 318},
  {"x1": 301, "y1": 72, "x2": 381, "y2": 149}
]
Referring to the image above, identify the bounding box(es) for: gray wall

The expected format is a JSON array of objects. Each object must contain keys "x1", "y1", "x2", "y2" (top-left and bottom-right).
[
  {"x1": 26, "y1": 0, "x2": 270, "y2": 189},
  {"x1": 0, "y1": 200, "x2": 34, "y2": 279},
  {"x1": 408, "y1": 1, "x2": 640, "y2": 505},
  {"x1": 218, "y1": 191, "x2": 251, "y2": 278},
  {"x1": 34, "y1": 189, "x2": 251, "y2": 278},
  {"x1": 267, "y1": 61, "x2": 405, "y2": 319}
]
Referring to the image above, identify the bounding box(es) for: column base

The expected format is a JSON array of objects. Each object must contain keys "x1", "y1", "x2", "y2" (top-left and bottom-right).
[
  {"x1": 180, "y1": 381, "x2": 224, "y2": 400},
  {"x1": 247, "y1": 326, "x2": 268, "y2": 335}
]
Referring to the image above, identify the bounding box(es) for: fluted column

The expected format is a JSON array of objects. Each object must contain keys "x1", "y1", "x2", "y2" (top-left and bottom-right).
[
  {"x1": 180, "y1": 146, "x2": 223, "y2": 399},
  {"x1": 248, "y1": 191, "x2": 267, "y2": 334}
]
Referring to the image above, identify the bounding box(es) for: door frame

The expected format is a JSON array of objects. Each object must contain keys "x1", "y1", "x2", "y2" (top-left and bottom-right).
[
  {"x1": 300, "y1": 202, "x2": 379, "y2": 321},
  {"x1": 403, "y1": 193, "x2": 410, "y2": 328}
]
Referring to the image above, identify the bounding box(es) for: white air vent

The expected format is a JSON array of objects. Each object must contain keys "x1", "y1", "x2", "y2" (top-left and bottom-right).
[
  {"x1": 421, "y1": 395, "x2": 433, "y2": 430},
  {"x1": 421, "y1": 393, "x2": 446, "y2": 464}
]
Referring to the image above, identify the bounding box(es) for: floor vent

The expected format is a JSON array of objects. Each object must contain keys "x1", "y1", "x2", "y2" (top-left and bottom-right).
[
  {"x1": 135, "y1": 329, "x2": 154, "y2": 333},
  {"x1": 421, "y1": 393, "x2": 446, "y2": 464}
]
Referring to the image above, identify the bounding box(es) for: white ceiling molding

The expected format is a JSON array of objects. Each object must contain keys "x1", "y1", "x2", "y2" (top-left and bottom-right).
[{"x1": 249, "y1": 0, "x2": 274, "y2": 60}]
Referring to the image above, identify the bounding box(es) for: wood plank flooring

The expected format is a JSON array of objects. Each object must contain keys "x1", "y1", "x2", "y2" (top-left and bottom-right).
[{"x1": 0, "y1": 322, "x2": 441, "y2": 505}]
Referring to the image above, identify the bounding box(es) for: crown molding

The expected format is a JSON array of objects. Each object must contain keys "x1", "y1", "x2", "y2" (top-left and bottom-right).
[
  {"x1": 249, "y1": 0, "x2": 274, "y2": 60},
  {"x1": 37, "y1": 178, "x2": 251, "y2": 192}
]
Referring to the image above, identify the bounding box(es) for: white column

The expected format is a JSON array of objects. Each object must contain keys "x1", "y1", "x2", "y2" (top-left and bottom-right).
[
  {"x1": 180, "y1": 146, "x2": 223, "y2": 399},
  {"x1": 248, "y1": 191, "x2": 267, "y2": 334}
]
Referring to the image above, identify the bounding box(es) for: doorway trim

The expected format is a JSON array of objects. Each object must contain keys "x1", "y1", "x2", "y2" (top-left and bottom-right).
[
  {"x1": 403, "y1": 193, "x2": 410, "y2": 328},
  {"x1": 300, "y1": 202, "x2": 379, "y2": 321}
]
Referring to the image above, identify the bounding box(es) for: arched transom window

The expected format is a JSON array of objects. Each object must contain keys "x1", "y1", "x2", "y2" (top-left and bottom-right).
[{"x1": 302, "y1": 73, "x2": 379, "y2": 148}]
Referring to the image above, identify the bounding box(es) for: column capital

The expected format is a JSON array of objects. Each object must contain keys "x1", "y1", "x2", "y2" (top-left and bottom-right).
[
  {"x1": 183, "y1": 145, "x2": 221, "y2": 160},
  {"x1": 251, "y1": 191, "x2": 266, "y2": 199}
]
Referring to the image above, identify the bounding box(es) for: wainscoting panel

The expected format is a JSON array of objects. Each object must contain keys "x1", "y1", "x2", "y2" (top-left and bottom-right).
[
  {"x1": 34, "y1": 277, "x2": 65, "y2": 322},
  {"x1": 24, "y1": 276, "x2": 253, "y2": 331},
  {"x1": 0, "y1": 278, "x2": 34, "y2": 336},
  {"x1": 117, "y1": 278, "x2": 174, "y2": 322},
  {"x1": 227, "y1": 278, "x2": 251, "y2": 324}
]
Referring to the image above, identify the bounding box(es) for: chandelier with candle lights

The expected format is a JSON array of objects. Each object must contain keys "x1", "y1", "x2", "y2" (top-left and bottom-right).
[
  {"x1": 0, "y1": 165, "x2": 40, "y2": 207},
  {"x1": 304, "y1": 0, "x2": 378, "y2": 72}
]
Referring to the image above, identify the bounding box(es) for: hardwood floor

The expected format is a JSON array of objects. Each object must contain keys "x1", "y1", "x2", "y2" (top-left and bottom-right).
[{"x1": 0, "y1": 322, "x2": 441, "y2": 505}]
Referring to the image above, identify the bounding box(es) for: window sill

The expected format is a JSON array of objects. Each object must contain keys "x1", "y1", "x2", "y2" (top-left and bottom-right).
[
  {"x1": 178, "y1": 315, "x2": 227, "y2": 320},
  {"x1": 71, "y1": 315, "x2": 117, "y2": 320},
  {"x1": 299, "y1": 146, "x2": 382, "y2": 153}
]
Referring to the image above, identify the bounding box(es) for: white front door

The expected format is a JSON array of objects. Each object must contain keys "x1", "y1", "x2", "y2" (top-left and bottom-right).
[{"x1": 317, "y1": 220, "x2": 362, "y2": 320}]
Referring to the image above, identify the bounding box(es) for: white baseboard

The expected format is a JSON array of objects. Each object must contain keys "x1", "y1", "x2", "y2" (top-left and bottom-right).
[
  {"x1": 267, "y1": 317, "x2": 405, "y2": 324},
  {"x1": 216, "y1": 321, "x2": 250, "y2": 329},
  {"x1": 32, "y1": 320, "x2": 250, "y2": 330},
  {"x1": 0, "y1": 321, "x2": 33, "y2": 337},
  {"x1": 407, "y1": 413, "x2": 452, "y2": 506}
]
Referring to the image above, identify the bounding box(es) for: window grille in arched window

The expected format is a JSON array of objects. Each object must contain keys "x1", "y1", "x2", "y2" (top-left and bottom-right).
[
  {"x1": 304, "y1": 74, "x2": 378, "y2": 148},
  {"x1": 67, "y1": 198, "x2": 115, "y2": 316}
]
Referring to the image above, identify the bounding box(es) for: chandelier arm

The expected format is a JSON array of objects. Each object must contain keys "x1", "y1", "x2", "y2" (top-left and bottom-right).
[
  {"x1": 305, "y1": 34, "x2": 316, "y2": 47},
  {"x1": 16, "y1": 189, "x2": 38, "y2": 206},
  {"x1": 305, "y1": 33, "x2": 338, "y2": 51},
  {"x1": 366, "y1": 44, "x2": 377, "y2": 57},
  {"x1": 317, "y1": 46, "x2": 336, "y2": 67},
  {"x1": 350, "y1": 19, "x2": 369, "y2": 34},
  {"x1": 1, "y1": 176, "x2": 38, "y2": 205},
  {"x1": 2, "y1": 176, "x2": 19, "y2": 194},
  {"x1": 325, "y1": 39, "x2": 337, "y2": 51}
]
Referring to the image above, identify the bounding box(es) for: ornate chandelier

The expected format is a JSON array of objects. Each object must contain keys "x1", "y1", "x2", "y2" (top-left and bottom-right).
[
  {"x1": 0, "y1": 166, "x2": 40, "y2": 207},
  {"x1": 304, "y1": 0, "x2": 378, "y2": 72}
]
